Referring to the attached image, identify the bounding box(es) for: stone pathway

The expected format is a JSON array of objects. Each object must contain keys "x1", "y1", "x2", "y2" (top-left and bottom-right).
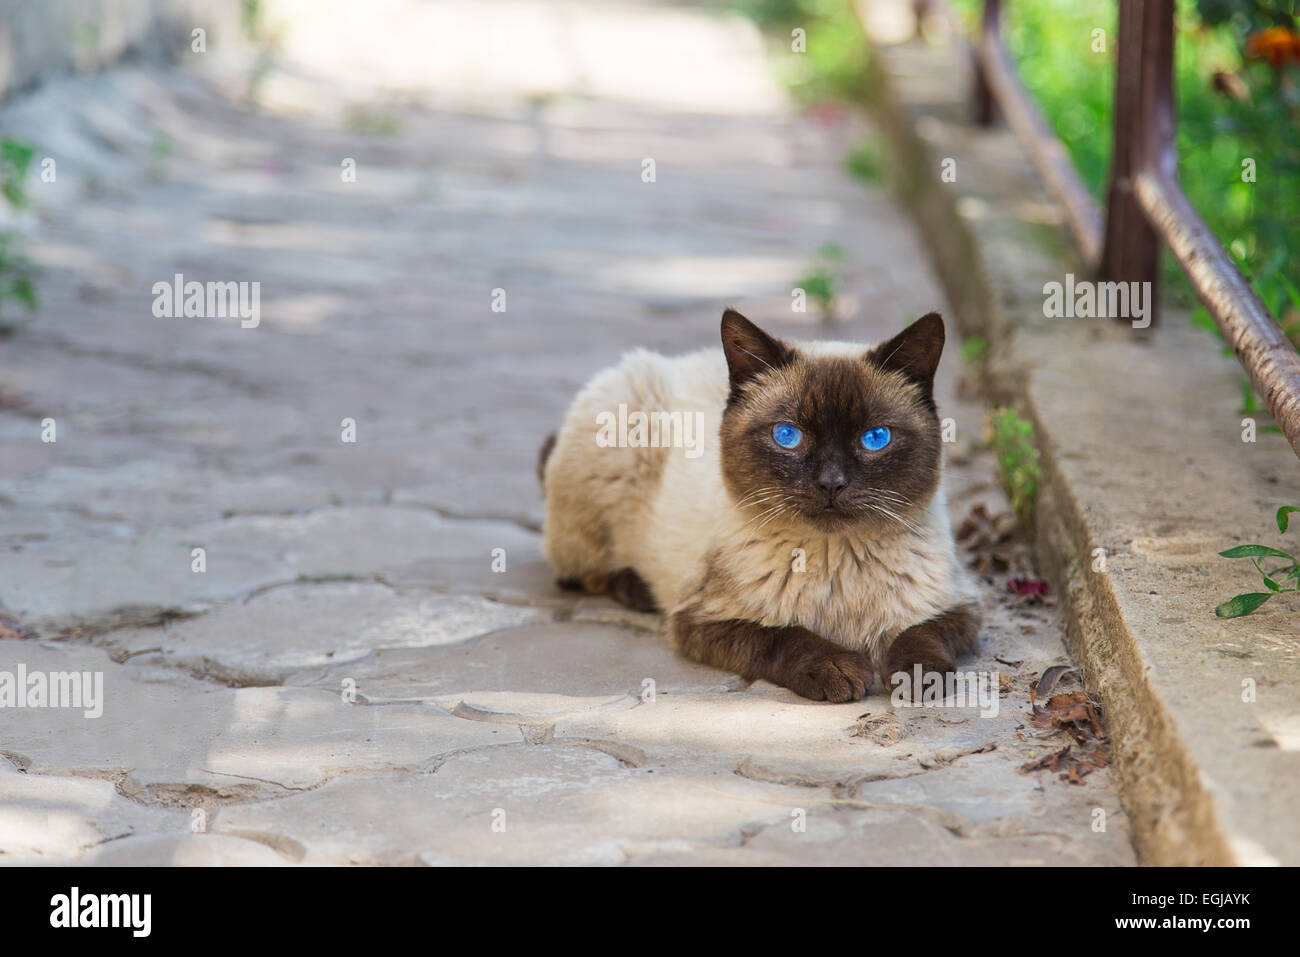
[{"x1": 0, "y1": 0, "x2": 1134, "y2": 865}]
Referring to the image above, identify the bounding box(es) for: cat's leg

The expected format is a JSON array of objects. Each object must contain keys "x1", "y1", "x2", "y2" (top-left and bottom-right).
[
  {"x1": 670, "y1": 611, "x2": 872, "y2": 703},
  {"x1": 539, "y1": 428, "x2": 618, "y2": 595},
  {"x1": 880, "y1": 604, "x2": 980, "y2": 693},
  {"x1": 537, "y1": 431, "x2": 558, "y2": 486},
  {"x1": 606, "y1": 568, "x2": 658, "y2": 612},
  {"x1": 559, "y1": 567, "x2": 658, "y2": 612}
]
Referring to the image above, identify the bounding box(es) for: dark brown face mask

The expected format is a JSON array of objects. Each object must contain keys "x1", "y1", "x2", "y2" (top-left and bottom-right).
[{"x1": 718, "y1": 309, "x2": 946, "y2": 533}]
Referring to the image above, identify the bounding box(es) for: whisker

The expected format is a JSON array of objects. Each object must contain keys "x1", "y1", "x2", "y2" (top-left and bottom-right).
[
  {"x1": 864, "y1": 501, "x2": 922, "y2": 536},
  {"x1": 737, "y1": 503, "x2": 787, "y2": 540},
  {"x1": 734, "y1": 486, "x2": 781, "y2": 508}
]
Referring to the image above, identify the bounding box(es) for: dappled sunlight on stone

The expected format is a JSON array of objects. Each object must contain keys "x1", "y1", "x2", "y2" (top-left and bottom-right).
[
  {"x1": 1257, "y1": 712, "x2": 1300, "y2": 751},
  {"x1": 587, "y1": 254, "x2": 809, "y2": 299},
  {"x1": 263, "y1": 0, "x2": 785, "y2": 115}
]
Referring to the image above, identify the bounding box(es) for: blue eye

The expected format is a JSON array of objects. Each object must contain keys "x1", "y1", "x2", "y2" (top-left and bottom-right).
[
  {"x1": 772, "y1": 423, "x2": 803, "y2": 449},
  {"x1": 861, "y1": 426, "x2": 891, "y2": 451}
]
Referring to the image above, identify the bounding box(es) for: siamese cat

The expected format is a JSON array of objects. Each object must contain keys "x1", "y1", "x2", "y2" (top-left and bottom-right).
[{"x1": 538, "y1": 309, "x2": 979, "y2": 703}]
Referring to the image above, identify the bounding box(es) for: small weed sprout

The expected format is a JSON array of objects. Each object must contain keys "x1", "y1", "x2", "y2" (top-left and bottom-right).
[
  {"x1": 845, "y1": 141, "x2": 884, "y2": 184},
  {"x1": 961, "y1": 335, "x2": 989, "y2": 364},
  {"x1": 795, "y1": 242, "x2": 846, "y2": 321},
  {"x1": 988, "y1": 407, "x2": 1042, "y2": 521},
  {"x1": 0, "y1": 138, "x2": 39, "y2": 321},
  {"x1": 1214, "y1": 506, "x2": 1300, "y2": 618}
]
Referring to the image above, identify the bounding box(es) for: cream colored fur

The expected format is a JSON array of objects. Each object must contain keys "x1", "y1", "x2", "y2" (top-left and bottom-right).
[{"x1": 540, "y1": 340, "x2": 977, "y2": 668}]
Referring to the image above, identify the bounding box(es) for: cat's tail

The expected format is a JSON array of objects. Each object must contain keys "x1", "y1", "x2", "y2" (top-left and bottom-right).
[{"x1": 537, "y1": 431, "x2": 558, "y2": 487}]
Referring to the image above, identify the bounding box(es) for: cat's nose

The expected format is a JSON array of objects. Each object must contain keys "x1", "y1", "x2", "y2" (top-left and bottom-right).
[{"x1": 817, "y1": 464, "x2": 848, "y2": 501}]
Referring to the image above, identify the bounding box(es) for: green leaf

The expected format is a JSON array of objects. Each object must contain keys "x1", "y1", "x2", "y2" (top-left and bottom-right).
[
  {"x1": 0, "y1": 139, "x2": 35, "y2": 174},
  {"x1": 9, "y1": 276, "x2": 36, "y2": 310},
  {"x1": 961, "y1": 336, "x2": 990, "y2": 364},
  {"x1": 797, "y1": 272, "x2": 833, "y2": 305},
  {"x1": 1219, "y1": 544, "x2": 1297, "y2": 560},
  {"x1": 1214, "y1": 593, "x2": 1273, "y2": 618},
  {"x1": 1279, "y1": 276, "x2": 1300, "y2": 317},
  {"x1": 1277, "y1": 506, "x2": 1300, "y2": 533},
  {"x1": 845, "y1": 143, "x2": 883, "y2": 184},
  {"x1": 1189, "y1": 305, "x2": 1224, "y2": 342},
  {"x1": 0, "y1": 138, "x2": 34, "y2": 210},
  {"x1": 1239, "y1": 376, "x2": 1261, "y2": 414}
]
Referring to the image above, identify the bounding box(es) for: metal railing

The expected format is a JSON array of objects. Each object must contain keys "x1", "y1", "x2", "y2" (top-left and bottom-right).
[{"x1": 969, "y1": 0, "x2": 1300, "y2": 460}]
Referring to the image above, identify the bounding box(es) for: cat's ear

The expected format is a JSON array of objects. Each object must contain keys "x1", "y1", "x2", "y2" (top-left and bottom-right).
[
  {"x1": 721, "y1": 308, "x2": 793, "y2": 399},
  {"x1": 865, "y1": 312, "x2": 945, "y2": 394}
]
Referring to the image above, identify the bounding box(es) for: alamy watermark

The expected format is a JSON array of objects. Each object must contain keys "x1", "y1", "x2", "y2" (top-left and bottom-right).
[
  {"x1": 595, "y1": 404, "x2": 705, "y2": 459},
  {"x1": 1043, "y1": 273, "x2": 1151, "y2": 329},
  {"x1": 0, "y1": 665, "x2": 103, "y2": 718},
  {"x1": 152, "y1": 273, "x2": 260, "y2": 328},
  {"x1": 50, "y1": 887, "x2": 150, "y2": 937},
  {"x1": 889, "y1": 665, "x2": 999, "y2": 718}
]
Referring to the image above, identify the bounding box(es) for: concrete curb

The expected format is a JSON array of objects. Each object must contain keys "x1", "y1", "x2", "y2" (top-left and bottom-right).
[{"x1": 858, "y1": 16, "x2": 1299, "y2": 864}]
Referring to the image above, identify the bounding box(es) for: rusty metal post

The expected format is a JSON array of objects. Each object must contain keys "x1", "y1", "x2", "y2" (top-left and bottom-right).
[
  {"x1": 1100, "y1": 0, "x2": 1174, "y2": 324},
  {"x1": 971, "y1": 0, "x2": 1001, "y2": 126}
]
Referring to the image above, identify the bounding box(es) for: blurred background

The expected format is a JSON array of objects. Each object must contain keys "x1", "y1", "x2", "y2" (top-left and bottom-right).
[
  {"x1": 944, "y1": 0, "x2": 1300, "y2": 380},
  {"x1": 0, "y1": 0, "x2": 1295, "y2": 609}
]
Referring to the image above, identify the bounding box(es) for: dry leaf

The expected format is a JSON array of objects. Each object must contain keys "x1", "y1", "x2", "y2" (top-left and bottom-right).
[
  {"x1": 1030, "y1": 665, "x2": 1076, "y2": 706},
  {"x1": 1030, "y1": 690, "x2": 1107, "y2": 741},
  {"x1": 1020, "y1": 744, "x2": 1071, "y2": 773}
]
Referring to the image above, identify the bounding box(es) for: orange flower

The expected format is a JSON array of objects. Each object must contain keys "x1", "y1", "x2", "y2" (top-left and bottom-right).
[{"x1": 1246, "y1": 26, "x2": 1300, "y2": 70}]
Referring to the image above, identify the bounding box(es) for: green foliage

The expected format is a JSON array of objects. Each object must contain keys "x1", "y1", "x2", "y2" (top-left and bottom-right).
[
  {"x1": 0, "y1": 138, "x2": 38, "y2": 319},
  {"x1": 241, "y1": 0, "x2": 265, "y2": 39},
  {"x1": 795, "y1": 242, "x2": 846, "y2": 320},
  {"x1": 240, "y1": 0, "x2": 285, "y2": 104},
  {"x1": 818, "y1": 241, "x2": 846, "y2": 261},
  {"x1": 733, "y1": 0, "x2": 875, "y2": 105},
  {"x1": 988, "y1": 407, "x2": 1042, "y2": 520},
  {"x1": 1277, "y1": 505, "x2": 1300, "y2": 531},
  {"x1": 845, "y1": 140, "x2": 885, "y2": 183},
  {"x1": 0, "y1": 235, "x2": 37, "y2": 316},
  {"x1": 0, "y1": 139, "x2": 35, "y2": 209},
  {"x1": 961, "y1": 335, "x2": 990, "y2": 364},
  {"x1": 731, "y1": 0, "x2": 819, "y2": 23},
  {"x1": 1189, "y1": 304, "x2": 1231, "y2": 353},
  {"x1": 946, "y1": 0, "x2": 1117, "y2": 197},
  {"x1": 1215, "y1": 505, "x2": 1300, "y2": 616},
  {"x1": 345, "y1": 107, "x2": 402, "y2": 137},
  {"x1": 150, "y1": 133, "x2": 175, "y2": 158},
  {"x1": 148, "y1": 132, "x2": 175, "y2": 180},
  {"x1": 1214, "y1": 591, "x2": 1275, "y2": 616},
  {"x1": 75, "y1": 22, "x2": 101, "y2": 49},
  {"x1": 799, "y1": 269, "x2": 834, "y2": 316},
  {"x1": 948, "y1": 0, "x2": 1300, "y2": 342},
  {"x1": 1195, "y1": 0, "x2": 1300, "y2": 35},
  {"x1": 1239, "y1": 374, "x2": 1263, "y2": 413}
]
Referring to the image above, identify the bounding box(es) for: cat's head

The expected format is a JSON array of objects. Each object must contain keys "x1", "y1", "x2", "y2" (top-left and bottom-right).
[{"x1": 718, "y1": 308, "x2": 945, "y2": 534}]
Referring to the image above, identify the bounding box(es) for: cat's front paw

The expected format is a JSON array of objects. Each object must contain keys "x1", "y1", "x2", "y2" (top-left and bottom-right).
[
  {"x1": 881, "y1": 633, "x2": 956, "y2": 701},
  {"x1": 784, "y1": 650, "x2": 872, "y2": 703}
]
